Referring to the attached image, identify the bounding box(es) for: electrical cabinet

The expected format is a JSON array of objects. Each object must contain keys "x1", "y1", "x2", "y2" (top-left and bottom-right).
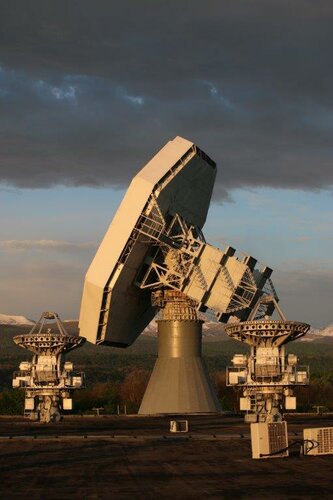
[
  {"x1": 251, "y1": 422, "x2": 288, "y2": 459},
  {"x1": 303, "y1": 427, "x2": 333, "y2": 456}
]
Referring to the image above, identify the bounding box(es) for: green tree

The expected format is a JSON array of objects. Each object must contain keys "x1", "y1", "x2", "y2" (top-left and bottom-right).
[{"x1": 0, "y1": 389, "x2": 24, "y2": 415}]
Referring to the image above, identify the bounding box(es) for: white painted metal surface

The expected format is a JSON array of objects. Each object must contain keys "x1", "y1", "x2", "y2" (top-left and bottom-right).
[
  {"x1": 78, "y1": 137, "x2": 286, "y2": 415},
  {"x1": 79, "y1": 136, "x2": 216, "y2": 346},
  {"x1": 303, "y1": 427, "x2": 333, "y2": 455},
  {"x1": 12, "y1": 312, "x2": 85, "y2": 423},
  {"x1": 226, "y1": 297, "x2": 310, "y2": 422},
  {"x1": 251, "y1": 422, "x2": 288, "y2": 459},
  {"x1": 80, "y1": 136, "x2": 277, "y2": 347}
]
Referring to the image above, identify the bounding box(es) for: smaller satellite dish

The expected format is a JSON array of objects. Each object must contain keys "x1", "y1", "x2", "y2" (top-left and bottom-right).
[
  {"x1": 225, "y1": 296, "x2": 310, "y2": 423},
  {"x1": 12, "y1": 311, "x2": 85, "y2": 423}
]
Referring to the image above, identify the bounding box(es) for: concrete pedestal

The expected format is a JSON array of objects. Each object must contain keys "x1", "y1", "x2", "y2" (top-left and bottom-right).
[{"x1": 138, "y1": 320, "x2": 221, "y2": 414}]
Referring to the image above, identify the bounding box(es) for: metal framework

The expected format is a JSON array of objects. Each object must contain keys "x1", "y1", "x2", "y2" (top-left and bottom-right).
[
  {"x1": 128, "y1": 198, "x2": 277, "y2": 322},
  {"x1": 225, "y1": 296, "x2": 310, "y2": 423},
  {"x1": 13, "y1": 312, "x2": 85, "y2": 423},
  {"x1": 80, "y1": 136, "x2": 281, "y2": 348}
]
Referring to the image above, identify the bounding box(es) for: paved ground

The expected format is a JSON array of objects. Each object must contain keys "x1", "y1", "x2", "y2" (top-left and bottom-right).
[{"x1": 0, "y1": 415, "x2": 333, "y2": 499}]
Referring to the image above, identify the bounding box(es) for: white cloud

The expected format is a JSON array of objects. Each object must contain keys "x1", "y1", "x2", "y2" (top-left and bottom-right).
[
  {"x1": 33, "y1": 79, "x2": 77, "y2": 103},
  {"x1": 51, "y1": 85, "x2": 77, "y2": 102},
  {"x1": 201, "y1": 80, "x2": 234, "y2": 110},
  {"x1": 117, "y1": 86, "x2": 145, "y2": 106}
]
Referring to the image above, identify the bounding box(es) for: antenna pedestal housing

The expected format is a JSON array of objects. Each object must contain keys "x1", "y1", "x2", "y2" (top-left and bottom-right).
[
  {"x1": 225, "y1": 297, "x2": 310, "y2": 423},
  {"x1": 12, "y1": 312, "x2": 86, "y2": 423},
  {"x1": 139, "y1": 319, "x2": 221, "y2": 414}
]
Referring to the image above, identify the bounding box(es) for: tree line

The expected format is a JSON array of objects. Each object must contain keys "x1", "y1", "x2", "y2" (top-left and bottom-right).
[{"x1": 1, "y1": 367, "x2": 333, "y2": 415}]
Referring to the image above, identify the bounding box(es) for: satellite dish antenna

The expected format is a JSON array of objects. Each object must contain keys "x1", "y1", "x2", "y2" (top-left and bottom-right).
[
  {"x1": 225, "y1": 295, "x2": 310, "y2": 423},
  {"x1": 79, "y1": 136, "x2": 277, "y2": 414},
  {"x1": 13, "y1": 312, "x2": 85, "y2": 423}
]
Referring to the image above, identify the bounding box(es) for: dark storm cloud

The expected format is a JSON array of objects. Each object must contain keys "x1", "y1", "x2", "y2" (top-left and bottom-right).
[{"x1": 0, "y1": 0, "x2": 333, "y2": 196}]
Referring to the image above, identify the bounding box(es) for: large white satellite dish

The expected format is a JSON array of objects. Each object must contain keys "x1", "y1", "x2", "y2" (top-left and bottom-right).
[
  {"x1": 79, "y1": 136, "x2": 217, "y2": 346},
  {"x1": 79, "y1": 136, "x2": 277, "y2": 414}
]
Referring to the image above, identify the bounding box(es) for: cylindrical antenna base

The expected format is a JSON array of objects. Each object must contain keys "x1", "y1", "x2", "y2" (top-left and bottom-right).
[{"x1": 138, "y1": 319, "x2": 221, "y2": 414}]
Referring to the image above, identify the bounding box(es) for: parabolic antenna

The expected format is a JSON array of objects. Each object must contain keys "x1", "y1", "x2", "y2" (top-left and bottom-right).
[
  {"x1": 80, "y1": 136, "x2": 275, "y2": 347},
  {"x1": 13, "y1": 312, "x2": 85, "y2": 423},
  {"x1": 225, "y1": 295, "x2": 310, "y2": 424},
  {"x1": 80, "y1": 136, "x2": 217, "y2": 346},
  {"x1": 79, "y1": 136, "x2": 278, "y2": 414}
]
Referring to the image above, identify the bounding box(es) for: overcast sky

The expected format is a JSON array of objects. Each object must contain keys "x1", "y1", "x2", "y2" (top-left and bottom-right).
[{"x1": 0, "y1": 1, "x2": 332, "y2": 328}]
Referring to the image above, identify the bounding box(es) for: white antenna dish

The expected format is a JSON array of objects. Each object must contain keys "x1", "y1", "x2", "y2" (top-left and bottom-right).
[
  {"x1": 79, "y1": 136, "x2": 217, "y2": 346},
  {"x1": 226, "y1": 296, "x2": 310, "y2": 423},
  {"x1": 13, "y1": 311, "x2": 85, "y2": 423},
  {"x1": 79, "y1": 136, "x2": 278, "y2": 414},
  {"x1": 80, "y1": 136, "x2": 275, "y2": 347}
]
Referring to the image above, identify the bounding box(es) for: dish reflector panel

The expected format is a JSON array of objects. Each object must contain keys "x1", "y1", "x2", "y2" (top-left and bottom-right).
[{"x1": 79, "y1": 136, "x2": 216, "y2": 346}]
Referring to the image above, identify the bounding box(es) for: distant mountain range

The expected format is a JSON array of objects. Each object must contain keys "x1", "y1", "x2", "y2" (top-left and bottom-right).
[
  {"x1": 142, "y1": 319, "x2": 228, "y2": 340},
  {"x1": 301, "y1": 324, "x2": 333, "y2": 343},
  {"x1": 142, "y1": 320, "x2": 333, "y2": 343},
  {"x1": 0, "y1": 313, "x2": 332, "y2": 343}
]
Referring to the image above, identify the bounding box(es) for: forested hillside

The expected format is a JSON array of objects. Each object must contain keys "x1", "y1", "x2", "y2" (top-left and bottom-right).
[{"x1": 1, "y1": 324, "x2": 333, "y2": 414}]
